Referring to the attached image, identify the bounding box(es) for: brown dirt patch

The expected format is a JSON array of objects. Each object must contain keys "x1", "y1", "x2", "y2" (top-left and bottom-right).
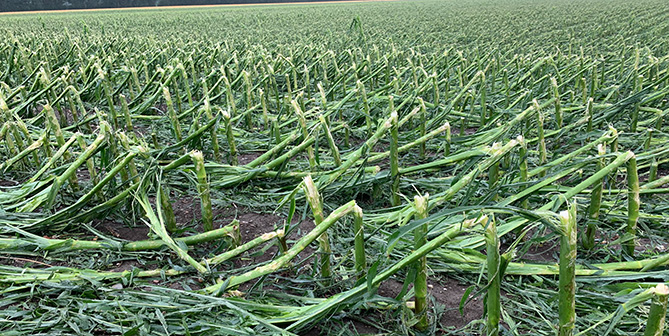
[
  {"x1": 376, "y1": 276, "x2": 483, "y2": 330},
  {"x1": 95, "y1": 220, "x2": 149, "y2": 241},
  {"x1": 0, "y1": 179, "x2": 18, "y2": 187},
  {"x1": 306, "y1": 317, "x2": 381, "y2": 335},
  {"x1": 76, "y1": 168, "x2": 91, "y2": 183},
  {"x1": 521, "y1": 240, "x2": 559, "y2": 263},
  {"x1": 453, "y1": 127, "x2": 478, "y2": 136},
  {"x1": 167, "y1": 195, "x2": 239, "y2": 230},
  {"x1": 238, "y1": 152, "x2": 264, "y2": 166},
  {"x1": 237, "y1": 212, "x2": 283, "y2": 241},
  {"x1": 52, "y1": 107, "x2": 78, "y2": 125},
  {"x1": 109, "y1": 260, "x2": 141, "y2": 272},
  {"x1": 434, "y1": 278, "x2": 483, "y2": 330}
]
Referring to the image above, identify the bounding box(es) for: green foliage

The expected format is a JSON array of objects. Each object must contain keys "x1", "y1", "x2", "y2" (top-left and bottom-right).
[{"x1": 0, "y1": 0, "x2": 668, "y2": 335}]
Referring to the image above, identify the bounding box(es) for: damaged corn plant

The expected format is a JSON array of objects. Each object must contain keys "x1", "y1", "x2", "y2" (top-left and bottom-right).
[{"x1": 0, "y1": 0, "x2": 668, "y2": 334}]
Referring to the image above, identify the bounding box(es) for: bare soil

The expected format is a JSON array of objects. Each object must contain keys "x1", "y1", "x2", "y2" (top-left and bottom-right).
[
  {"x1": 238, "y1": 152, "x2": 264, "y2": 165},
  {"x1": 453, "y1": 127, "x2": 479, "y2": 136},
  {"x1": 0, "y1": 179, "x2": 18, "y2": 187},
  {"x1": 95, "y1": 219, "x2": 150, "y2": 241},
  {"x1": 521, "y1": 239, "x2": 559, "y2": 263},
  {"x1": 377, "y1": 276, "x2": 483, "y2": 331}
]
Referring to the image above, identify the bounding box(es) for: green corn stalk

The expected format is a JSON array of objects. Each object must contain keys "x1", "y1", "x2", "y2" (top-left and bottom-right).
[
  {"x1": 357, "y1": 80, "x2": 372, "y2": 136},
  {"x1": 644, "y1": 129, "x2": 653, "y2": 151},
  {"x1": 518, "y1": 136, "x2": 529, "y2": 209},
  {"x1": 413, "y1": 193, "x2": 429, "y2": 331},
  {"x1": 205, "y1": 229, "x2": 283, "y2": 267},
  {"x1": 1, "y1": 222, "x2": 238, "y2": 253},
  {"x1": 119, "y1": 94, "x2": 133, "y2": 134},
  {"x1": 318, "y1": 82, "x2": 327, "y2": 112},
  {"x1": 179, "y1": 64, "x2": 193, "y2": 107},
  {"x1": 138, "y1": 193, "x2": 207, "y2": 274},
  {"x1": 352, "y1": 204, "x2": 366, "y2": 278},
  {"x1": 286, "y1": 215, "x2": 483, "y2": 331},
  {"x1": 159, "y1": 185, "x2": 178, "y2": 233},
  {"x1": 432, "y1": 73, "x2": 439, "y2": 106},
  {"x1": 624, "y1": 155, "x2": 640, "y2": 255},
  {"x1": 631, "y1": 75, "x2": 642, "y2": 132},
  {"x1": 203, "y1": 200, "x2": 358, "y2": 294},
  {"x1": 292, "y1": 100, "x2": 316, "y2": 170},
  {"x1": 444, "y1": 121, "x2": 451, "y2": 157},
  {"x1": 558, "y1": 203, "x2": 577, "y2": 336},
  {"x1": 100, "y1": 72, "x2": 118, "y2": 130},
  {"x1": 260, "y1": 88, "x2": 269, "y2": 129},
  {"x1": 7, "y1": 123, "x2": 28, "y2": 167},
  {"x1": 191, "y1": 150, "x2": 213, "y2": 232},
  {"x1": 584, "y1": 144, "x2": 606, "y2": 250},
  {"x1": 1, "y1": 131, "x2": 46, "y2": 172},
  {"x1": 552, "y1": 77, "x2": 562, "y2": 128},
  {"x1": 222, "y1": 73, "x2": 237, "y2": 117},
  {"x1": 389, "y1": 99, "x2": 400, "y2": 206},
  {"x1": 272, "y1": 118, "x2": 281, "y2": 145},
  {"x1": 418, "y1": 98, "x2": 427, "y2": 160},
  {"x1": 162, "y1": 86, "x2": 182, "y2": 142},
  {"x1": 303, "y1": 175, "x2": 331, "y2": 281},
  {"x1": 243, "y1": 70, "x2": 253, "y2": 129},
  {"x1": 480, "y1": 72, "x2": 487, "y2": 127},
  {"x1": 117, "y1": 132, "x2": 140, "y2": 185},
  {"x1": 44, "y1": 104, "x2": 78, "y2": 190},
  {"x1": 41, "y1": 124, "x2": 109, "y2": 211},
  {"x1": 66, "y1": 88, "x2": 81, "y2": 127},
  {"x1": 489, "y1": 143, "x2": 501, "y2": 201},
  {"x1": 12, "y1": 118, "x2": 40, "y2": 166},
  {"x1": 322, "y1": 109, "x2": 397, "y2": 187},
  {"x1": 648, "y1": 158, "x2": 658, "y2": 182},
  {"x1": 586, "y1": 97, "x2": 594, "y2": 135},
  {"x1": 203, "y1": 98, "x2": 221, "y2": 162},
  {"x1": 644, "y1": 284, "x2": 669, "y2": 336},
  {"x1": 484, "y1": 216, "x2": 500, "y2": 336},
  {"x1": 533, "y1": 99, "x2": 547, "y2": 177},
  {"x1": 319, "y1": 115, "x2": 341, "y2": 167},
  {"x1": 27, "y1": 132, "x2": 77, "y2": 184},
  {"x1": 222, "y1": 110, "x2": 238, "y2": 165},
  {"x1": 151, "y1": 131, "x2": 160, "y2": 149}
]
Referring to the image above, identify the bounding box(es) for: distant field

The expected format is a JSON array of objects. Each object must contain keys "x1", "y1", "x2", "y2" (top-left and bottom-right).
[
  {"x1": 0, "y1": 0, "x2": 668, "y2": 335},
  {"x1": 0, "y1": 0, "x2": 388, "y2": 16}
]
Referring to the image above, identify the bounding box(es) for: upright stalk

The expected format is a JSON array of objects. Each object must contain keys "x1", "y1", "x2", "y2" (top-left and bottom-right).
[
  {"x1": 353, "y1": 205, "x2": 366, "y2": 278},
  {"x1": 484, "y1": 216, "x2": 500, "y2": 336},
  {"x1": 444, "y1": 121, "x2": 451, "y2": 157},
  {"x1": 413, "y1": 193, "x2": 429, "y2": 331},
  {"x1": 222, "y1": 110, "x2": 238, "y2": 165},
  {"x1": 518, "y1": 136, "x2": 529, "y2": 209},
  {"x1": 552, "y1": 77, "x2": 562, "y2": 128},
  {"x1": 389, "y1": 97, "x2": 400, "y2": 206},
  {"x1": 191, "y1": 150, "x2": 213, "y2": 232},
  {"x1": 625, "y1": 155, "x2": 640, "y2": 255},
  {"x1": 303, "y1": 175, "x2": 331, "y2": 282},
  {"x1": 644, "y1": 284, "x2": 669, "y2": 336},
  {"x1": 163, "y1": 86, "x2": 182, "y2": 142},
  {"x1": 558, "y1": 203, "x2": 577, "y2": 336},
  {"x1": 160, "y1": 185, "x2": 178, "y2": 233},
  {"x1": 584, "y1": 144, "x2": 605, "y2": 250}
]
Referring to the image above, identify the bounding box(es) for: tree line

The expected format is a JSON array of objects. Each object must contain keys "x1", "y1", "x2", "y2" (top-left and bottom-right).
[{"x1": 1, "y1": 0, "x2": 343, "y2": 12}]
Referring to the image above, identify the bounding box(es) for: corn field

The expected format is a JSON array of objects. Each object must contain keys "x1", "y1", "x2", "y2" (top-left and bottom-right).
[{"x1": 0, "y1": 0, "x2": 668, "y2": 334}]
